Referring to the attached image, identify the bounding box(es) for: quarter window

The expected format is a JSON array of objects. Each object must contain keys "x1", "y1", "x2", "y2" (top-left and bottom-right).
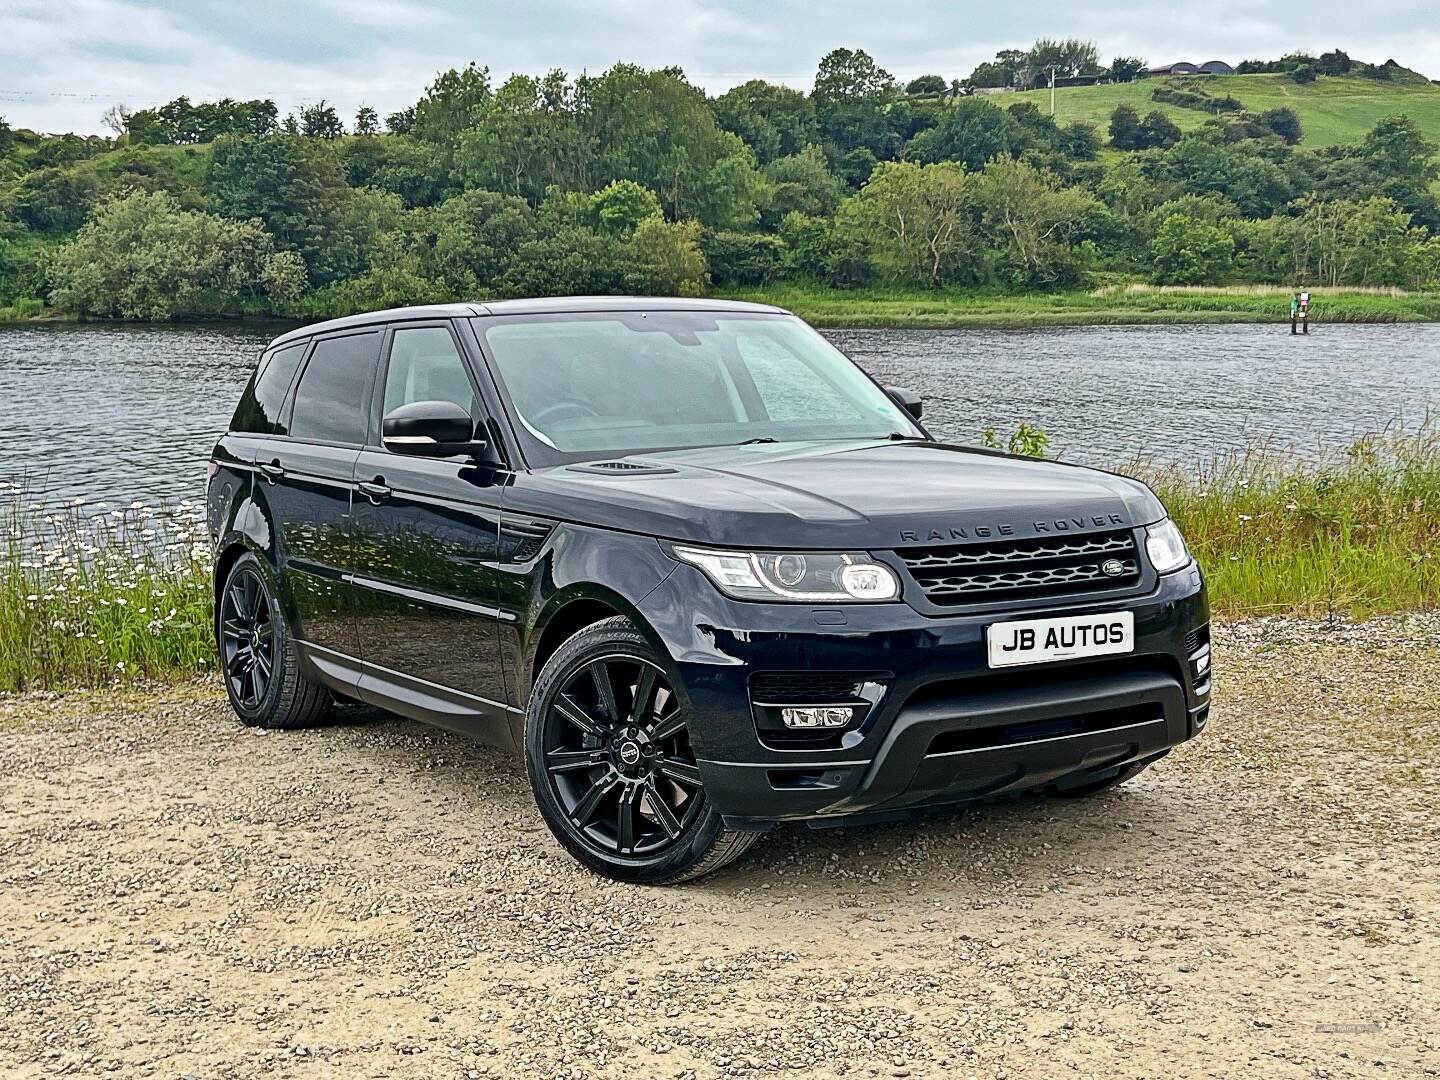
[
  {"x1": 383, "y1": 327, "x2": 477, "y2": 418},
  {"x1": 231, "y1": 342, "x2": 305, "y2": 435},
  {"x1": 289, "y1": 332, "x2": 382, "y2": 445}
]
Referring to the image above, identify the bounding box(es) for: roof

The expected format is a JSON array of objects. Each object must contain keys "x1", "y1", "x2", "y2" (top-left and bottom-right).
[{"x1": 267, "y1": 296, "x2": 789, "y2": 348}]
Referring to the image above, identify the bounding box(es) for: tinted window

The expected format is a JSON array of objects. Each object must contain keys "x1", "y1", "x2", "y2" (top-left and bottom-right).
[
  {"x1": 231, "y1": 343, "x2": 305, "y2": 435},
  {"x1": 383, "y1": 327, "x2": 477, "y2": 417},
  {"x1": 289, "y1": 332, "x2": 381, "y2": 445}
]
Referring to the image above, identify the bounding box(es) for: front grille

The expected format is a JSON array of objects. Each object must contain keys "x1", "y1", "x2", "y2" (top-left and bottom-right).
[
  {"x1": 895, "y1": 529, "x2": 1142, "y2": 605},
  {"x1": 750, "y1": 672, "x2": 868, "y2": 704}
]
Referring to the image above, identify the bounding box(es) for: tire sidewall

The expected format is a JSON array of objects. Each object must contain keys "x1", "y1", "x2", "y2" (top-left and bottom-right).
[{"x1": 524, "y1": 618, "x2": 727, "y2": 884}]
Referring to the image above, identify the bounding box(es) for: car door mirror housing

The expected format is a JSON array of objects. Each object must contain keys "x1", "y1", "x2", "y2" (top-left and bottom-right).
[
  {"x1": 886, "y1": 386, "x2": 923, "y2": 421},
  {"x1": 382, "y1": 400, "x2": 487, "y2": 457}
]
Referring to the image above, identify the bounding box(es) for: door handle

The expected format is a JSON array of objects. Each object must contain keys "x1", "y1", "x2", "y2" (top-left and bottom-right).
[
  {"x1": 358, "y1": 478, "x2": 391, "y2": 503},
  {"x1": 259, "y1": 460, "x2": 285, "y2": 483}
]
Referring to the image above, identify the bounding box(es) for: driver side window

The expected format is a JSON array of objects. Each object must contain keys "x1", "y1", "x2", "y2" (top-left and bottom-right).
[{"x1": 383, "y1": 326, "x2": 478, "y2": 420}]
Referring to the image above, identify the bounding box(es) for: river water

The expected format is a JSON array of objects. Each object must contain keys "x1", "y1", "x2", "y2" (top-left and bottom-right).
[{"x1": 1, "y1": 321, "x2": 1435, "y2": 507}]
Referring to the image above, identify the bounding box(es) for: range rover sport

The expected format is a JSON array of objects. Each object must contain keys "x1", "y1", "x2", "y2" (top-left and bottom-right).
[{"x1": 206, "y1": 298, "x2": 1211, "y2": 884}]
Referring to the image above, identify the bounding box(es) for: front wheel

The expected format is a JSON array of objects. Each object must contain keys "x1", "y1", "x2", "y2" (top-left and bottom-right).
[{"x1": 524, "y1": 617, "x2": 758, "y2": 884}]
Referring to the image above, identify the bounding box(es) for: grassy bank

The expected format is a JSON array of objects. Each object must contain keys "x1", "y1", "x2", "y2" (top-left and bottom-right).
[
  {"x1": 1138, "y1": 427, "x2": 1440, "y2": 617},
  {"x1": 2, "y1": 428, "x2": 1436, "y2": 691},
  {"x1": 0, "y1": 490, "x2": 213, "y2": 690},
  {"x1": 723, "y1": 283, "x2": 1440, "y2": 328}
]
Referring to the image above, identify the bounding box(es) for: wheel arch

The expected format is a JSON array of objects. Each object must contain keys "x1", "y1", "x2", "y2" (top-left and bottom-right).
[{"x1": 524, "y1": 586, "x2": 668, "y2": 703}]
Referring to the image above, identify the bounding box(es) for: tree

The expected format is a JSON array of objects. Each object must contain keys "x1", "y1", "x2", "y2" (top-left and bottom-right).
[
  {"x1": 968, "y1": 49, "x2": 1026, "y2": 89},
  {"x1": 764, "y1": 145, "x2": 846, "y2": 222},
  {"x1": 1290, "y1": 63, "x2": 1317, "y2": 84},
  {"x1": 589, "y1": 179, "x2": 663, "y2": 233},
  {"x1": 1024, "y1": 38, "x2": 1101, "y2": 86},
  {"x1": 1260, "y1": 107, "x2": 1303, "y2": 145},
  {"x1": 812, "y1": 48, "x2": 895, "y2": 106},
  {"x1": 458, "y1": 72, "x2": 590, "y2": 203},
  {"x1": 300, "y1": 100, "x2": 344, "y2": 139},
  {"x1": 1108, "y1": 105, "x2": 1145, "y2": 150},
  {"x1": 1362, "y1": 115, "x2": 1439, "y2": 182},
  {"x1": 16, "y1": 167, "x2": 101, "y2": 232},
  {"x1": 906, "y1": 96, "x2": 1024, "y2": 169},
  {"x1": 905, "y1": 75, "x2": 948, "y2": 96},
  {"x1": 412, "y1": 63, "x2": 491, "y2": 144},
  {"x1": 206, "y1": 133, "x2": 354, "y2": 284},
  {"x1": 1139, "y1": 110, "x2": 1182, "y2": 149},
  {"x1": 974, "y1": 157, "x2": 1097, "y2": 286},
  {"x1": 421, "y1": 189, "x2": 538, "y2": 294},
  {"x1": 386, "y1": 108, "x2": 416, "y2": 135},
  {"x1": 1281, "y1": 195, "x2": 1423, "y2": 286},
  {"x1": 702, "y1": 230, "x2": 786, "y2": 285},
  {"x1": 1316, "y1": 49, "x2": 1352, "y2": 76},
  {"x1": 48, "y1": 191, "x2": 305, "y2": 319},
  {"x1": 354, "y1": 106, "x2": 380, "y2": 136},
  {"x1": 836, "y1": 160, "x2": 977, "y2": 286},
  {"x1": 1109, "y1": 56, "x2": 1147, "y2": 82},
  {"x1": 1150, "y1": 213, "x2": 1235, "y2": 283},
  {"x1": 624, "y1": 217, "x2": 707, "y2": 295},
  {"x1": 713, "y1": 80, "x2": 818, "y2": 164},
  {"x1": 582, "y1": 64, "x2": 742, "y2": 219},
  {"x1": 101, "y1": 104, "x2": 131, "y2": 138}
]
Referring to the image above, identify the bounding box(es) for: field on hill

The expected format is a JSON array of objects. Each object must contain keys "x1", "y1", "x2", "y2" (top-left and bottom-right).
[{"x1": 1011, "y1": 73, "x2": 1440, "y2": 147}]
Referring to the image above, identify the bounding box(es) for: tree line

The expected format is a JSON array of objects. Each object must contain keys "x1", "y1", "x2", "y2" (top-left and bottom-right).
[{"x1": 2, "y1": 43, "x2": 1440, "y2": 320}]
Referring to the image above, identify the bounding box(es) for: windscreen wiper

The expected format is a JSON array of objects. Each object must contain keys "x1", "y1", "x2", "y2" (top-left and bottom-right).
[{"x1": 736, "y1": 436, "x2": 777, "y2": 445}]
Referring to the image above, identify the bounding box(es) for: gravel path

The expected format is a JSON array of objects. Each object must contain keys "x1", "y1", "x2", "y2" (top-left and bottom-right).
[{"x1": 2, "y1": 619, "x2": 1437, "y2": 1079}]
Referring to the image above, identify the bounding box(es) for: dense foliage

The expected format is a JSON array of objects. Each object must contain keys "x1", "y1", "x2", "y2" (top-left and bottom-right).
[{"x1": 3, "y1": 42, "x2": 1440, "y2": 320}]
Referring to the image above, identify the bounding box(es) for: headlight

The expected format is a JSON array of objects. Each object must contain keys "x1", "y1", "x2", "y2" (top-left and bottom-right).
[
  {"x1": 1145, "y1": 518, "x2": 1191, "y2": 574},
  {"x1": 673, "y1": 546, "x2": 901, "y2": 602}
]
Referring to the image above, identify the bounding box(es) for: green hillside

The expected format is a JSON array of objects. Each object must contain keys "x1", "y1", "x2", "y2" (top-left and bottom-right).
[{"x1": 1011, "y1": 73, "x2": 1440, "y2": 147}]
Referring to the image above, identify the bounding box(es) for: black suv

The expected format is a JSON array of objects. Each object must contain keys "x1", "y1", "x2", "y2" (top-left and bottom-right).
[{"x1": 207, "y1": 298, "x2": 1210, "y2": 883}]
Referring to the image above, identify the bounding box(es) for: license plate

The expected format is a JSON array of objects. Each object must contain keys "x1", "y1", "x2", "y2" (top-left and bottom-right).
[{"x1": 986, "y1": 611, "x2": 1134, "y2": 668}]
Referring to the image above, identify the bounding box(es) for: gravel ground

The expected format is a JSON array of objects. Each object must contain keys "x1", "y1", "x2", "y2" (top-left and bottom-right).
[{"x1": 1, "y1": 618, "x2": 1437, "y2": 1079}]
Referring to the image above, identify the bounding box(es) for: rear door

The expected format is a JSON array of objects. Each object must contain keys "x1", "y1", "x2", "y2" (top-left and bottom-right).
[
  {"x1": 260, "y1": 329, "x2": 382, "y2": 660},
  {"x1": 349, "y1": 321, "x2": 511, "y2": 737}
]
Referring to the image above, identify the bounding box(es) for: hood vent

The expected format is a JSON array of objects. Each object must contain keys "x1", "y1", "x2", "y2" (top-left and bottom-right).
[{"x1": 565, "y1": 460, "x2": 678, "y2": 476}]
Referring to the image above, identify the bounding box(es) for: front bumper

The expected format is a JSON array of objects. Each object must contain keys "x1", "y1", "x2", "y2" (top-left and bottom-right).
[{"x1": 638, "y1": 562, "x2": 1210, "y2": 829}]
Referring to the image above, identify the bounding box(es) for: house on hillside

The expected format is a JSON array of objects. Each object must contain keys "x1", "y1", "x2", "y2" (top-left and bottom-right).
[
  {"x1": 1146, "y1": 61, "x2": 1200, "y2": 76},
  {"x1": 1143, "y1": 60, "x2": 1235, "y2": 77}
]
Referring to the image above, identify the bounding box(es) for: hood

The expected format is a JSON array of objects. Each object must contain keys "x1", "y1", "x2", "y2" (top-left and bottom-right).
[{"x1": 516, "y1": 440, "x2": 1165, "y2": 550}]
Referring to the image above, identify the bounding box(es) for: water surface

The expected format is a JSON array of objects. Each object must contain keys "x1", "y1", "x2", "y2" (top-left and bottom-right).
[{"x1": 2, "y1": 321, "x2": 1435, "y2": 507}]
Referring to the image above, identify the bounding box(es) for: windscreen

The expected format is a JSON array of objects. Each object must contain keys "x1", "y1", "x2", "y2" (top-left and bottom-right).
[{"x1": 478, "y1": 312, "x2": 918, "y2": 463}]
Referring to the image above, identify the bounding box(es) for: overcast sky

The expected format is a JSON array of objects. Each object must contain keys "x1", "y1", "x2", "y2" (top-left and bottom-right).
[{"x1": 6, "y1": 0, "x2": 1440, "y2": 135}]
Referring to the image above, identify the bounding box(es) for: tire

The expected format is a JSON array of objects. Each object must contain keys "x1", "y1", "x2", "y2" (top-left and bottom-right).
[
  {"x1": 1047, "y1": 759, "x2": 1154, "y2": 799},
  {"x1": 524, "y1": 617, "x2": 759, "y2": 885},
  {"x1": 216, "y1": 552, "x2": 332, "y2": 730}
]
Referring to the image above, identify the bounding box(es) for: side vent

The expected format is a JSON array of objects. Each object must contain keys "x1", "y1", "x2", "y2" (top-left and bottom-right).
[{"x1": 566, "y1": 460, "x2": 678, "y2": 476}]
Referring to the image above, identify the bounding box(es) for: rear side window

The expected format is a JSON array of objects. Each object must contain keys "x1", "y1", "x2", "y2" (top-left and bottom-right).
[
  {"x1": 230, "y1": 342, "x2": 305, "y2": 435},
  {"x1": 288, "y1": 332, "x2": 382, "y2": 445}
]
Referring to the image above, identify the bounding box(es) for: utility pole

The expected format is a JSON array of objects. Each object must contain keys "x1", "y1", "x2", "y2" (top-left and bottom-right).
[{"x1": 1049, "y1": 67, "x2": 1057, "y2": 116}]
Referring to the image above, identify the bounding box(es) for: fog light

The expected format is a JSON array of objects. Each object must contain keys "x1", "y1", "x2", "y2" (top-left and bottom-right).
[
  {"x1": 780, "y1": 706, "x2": 854, "y2": 729},
  {"x1": 1193, "y1": 646, "x2": 1211, "y2": 677}
]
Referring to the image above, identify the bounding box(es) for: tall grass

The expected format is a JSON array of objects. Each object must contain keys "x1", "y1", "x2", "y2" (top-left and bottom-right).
[
  {"x1": 1134, "y1": 426, "x2": 1440, "y2": 617},
  {"x1": 0, "y1": 486, "x2": 214, "y2": 691}
]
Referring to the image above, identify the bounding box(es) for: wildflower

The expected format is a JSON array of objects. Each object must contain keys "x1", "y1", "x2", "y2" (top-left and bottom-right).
[
  {"x1": 1284, "y1": 502, "x2": 1298, "y2": 511},
  {"x1": 1238, "y1": 514, "x2": 1253, "y2": 522},
  {"x1": 130, "y1": 501, "x2": 144, "y2": 510},
  {"x1": 24, "y1": 593, "x2": 37, "y2": 602},
  {"x1": 115, "y1": 660, "x2": 125, "y2": 672}
]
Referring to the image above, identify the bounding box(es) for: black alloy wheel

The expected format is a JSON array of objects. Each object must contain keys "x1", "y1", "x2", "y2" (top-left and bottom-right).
[
  {"x1": 525, "y1": 617, "x2": 758, "y2": 884},
  {"x1": 220, "y1": 565, "x2": 275, "y2": 710},
  {"x1": 215, "y1": 552, "x2": 332, "y2": 729},
  {"x1": 542, "y1": 653, "x2": 704, "y2": 857}
]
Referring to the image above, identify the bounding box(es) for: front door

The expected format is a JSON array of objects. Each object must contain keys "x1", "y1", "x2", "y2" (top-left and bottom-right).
[{"x1": 349, "y1": 323, "x2": 510, "y2": 732}]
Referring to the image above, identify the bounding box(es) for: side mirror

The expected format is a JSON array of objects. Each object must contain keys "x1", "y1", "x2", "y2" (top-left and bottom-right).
[
  {"x1": 382, "y1": 400, "x2": 487, "y2": 458},
  {"x1": 886, "y1": 386, "x2": 923, "y2": 421}
]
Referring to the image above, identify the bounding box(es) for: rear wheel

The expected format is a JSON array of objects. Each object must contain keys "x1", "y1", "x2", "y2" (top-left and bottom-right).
[
  {"x1": 525, "y1": 617, "x2": 758, "y2": 884},
  {"x1": 217, "y1": 553, "x2": 332, "y2": 729}
]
